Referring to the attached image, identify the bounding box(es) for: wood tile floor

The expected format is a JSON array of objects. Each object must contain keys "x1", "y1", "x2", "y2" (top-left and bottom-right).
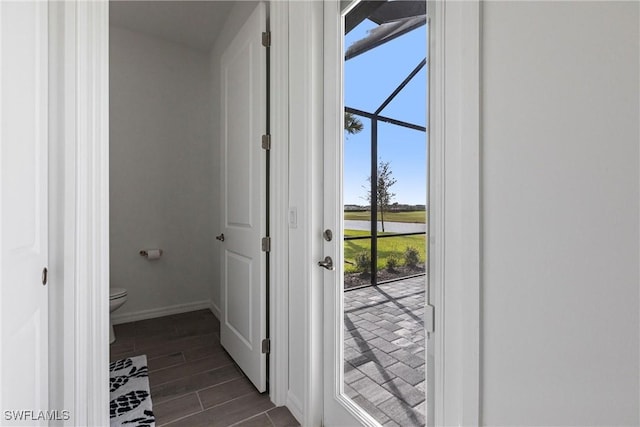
[{"x1": 110, "y1": 309, "x2": 299, "y2": 427}]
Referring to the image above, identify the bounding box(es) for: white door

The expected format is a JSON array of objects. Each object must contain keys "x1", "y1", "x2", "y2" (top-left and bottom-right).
[
  {"x1": 0, "y1": 1, "x2": 49, "y2": 423},
  {"x1": 321, "y1": 1, "x2": 374, "y2": 425},
  {"x1": 322, "y1": 1, "x2": 431, "y2": 425},
  {"x1": 219, "y1": 2, "x2": 268, "y2": 393}
]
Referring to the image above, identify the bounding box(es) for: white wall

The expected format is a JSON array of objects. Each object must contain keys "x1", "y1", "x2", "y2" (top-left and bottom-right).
[
  {"x1": 208, "y1": 1, "x2": 259, "y2": 318},
  {"x1": 110, "y1": 26, "x2": 214, "y2": 321},
  {"x1": 480, "y1": 2, "x2": 639, "y2": 425}
]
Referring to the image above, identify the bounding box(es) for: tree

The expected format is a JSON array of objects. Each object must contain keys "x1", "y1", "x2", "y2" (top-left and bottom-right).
[
  {"x1": 363, "y1": 159, "x2": 397, "y2": 232},
  {"x1": 344, "y1": 111, "x2": 363, "y2": 136}
]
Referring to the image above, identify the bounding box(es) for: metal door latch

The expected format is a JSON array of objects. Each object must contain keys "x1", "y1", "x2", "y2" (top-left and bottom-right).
[{"x1": 318, "y1": 256, "x2": 334, "y2": 270}]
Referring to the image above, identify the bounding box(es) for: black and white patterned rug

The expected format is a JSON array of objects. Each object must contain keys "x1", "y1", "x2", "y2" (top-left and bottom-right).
[{"x1": 110, "y1": 355, "x2": 155, "y2": 427}]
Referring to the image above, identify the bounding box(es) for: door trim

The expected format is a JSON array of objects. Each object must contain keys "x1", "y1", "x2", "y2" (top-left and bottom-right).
[
  {"x1": 72, "y1": 1, "x2": 110, "y2": 424},
  {"x1": 286, "y1": 1, "x2": 324, "y2": 425},
  {"x1": 50, "y1": 1, "x2": 110, "y2": 424},
  {"x1": 269, "y1": 0, "x2": 290, "y2": 408},
  {"x1": 428, "y1": 1, "x2": 481, "y2": 425}
]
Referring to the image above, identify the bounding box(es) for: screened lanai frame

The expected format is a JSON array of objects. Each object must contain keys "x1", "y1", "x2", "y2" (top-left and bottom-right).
[{"x1": 343, "y1": 1, "x2": 428, "y2": 289}]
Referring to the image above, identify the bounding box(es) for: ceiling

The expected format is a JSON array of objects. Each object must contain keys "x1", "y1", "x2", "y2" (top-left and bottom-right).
[{"x1": 109, "y1": 1, "x2": 236, "y2": 52}]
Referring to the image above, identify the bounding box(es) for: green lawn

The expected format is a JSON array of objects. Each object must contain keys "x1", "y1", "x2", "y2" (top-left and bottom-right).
[
  {"x1": 343, "y1": 229, "x2": 426, "y2": 273},
  {"x1": 344, "y1": 210, "x2": 427, "y2": 223}
]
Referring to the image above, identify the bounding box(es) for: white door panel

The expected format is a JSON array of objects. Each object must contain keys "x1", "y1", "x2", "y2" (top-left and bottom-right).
[
  {"x1": 0, "y1": 0, "x2": 49, "y2": 422},
  {"x1": 322, "y1": 1, "x2": 369, "y2": 425},
  {"x1": 225, "y1": 251, "x2": 253, "y2": 345},
  {"x1": 220, "y1": 2, "x2": 267, "y2": 393}
]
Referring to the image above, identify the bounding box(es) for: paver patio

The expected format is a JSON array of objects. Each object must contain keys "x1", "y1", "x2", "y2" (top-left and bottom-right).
[{"x1": 343, "y1": 276, "x2": 426, "y2": 427}]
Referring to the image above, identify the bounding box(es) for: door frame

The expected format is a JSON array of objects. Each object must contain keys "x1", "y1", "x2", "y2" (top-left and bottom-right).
[
  {"x1": 284, "y1": 1, "x2": 324, "y2": 424},
  {"x1": 51, "y1": 0, "x2": 291, "y2": 424},
  {"x1": 428, "y1": 1, "x2": 481, "y2": 424},
  {"x1": 427, "y1": 0, "x2": 482, "y2": 424},
  {"x1": 268, "y1": 0, "x2": 291, "y2": 409},
  {"x1": 49, "y1": 1, "x2": 110, "y2": 425}
]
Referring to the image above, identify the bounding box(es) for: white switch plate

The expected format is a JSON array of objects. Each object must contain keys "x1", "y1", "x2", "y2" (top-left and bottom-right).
[{"x1": 288, "y1": 207, "x2": 297, "y2": 228}]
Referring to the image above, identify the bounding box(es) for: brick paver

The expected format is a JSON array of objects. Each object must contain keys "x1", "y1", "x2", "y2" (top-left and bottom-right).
[{"x1": 343, "y1": 277, "x2": 426, "y2": 427}]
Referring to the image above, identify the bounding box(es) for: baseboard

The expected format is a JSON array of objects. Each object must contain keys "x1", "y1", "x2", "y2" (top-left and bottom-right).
[
  {"x1": 209, "y1": 300, "x2": 221, "y2": 321},
  {"x1": 112, "y1": 300, "x2": 212, "y2": 325},
  {"x1": 286, "y1": 392, "x2": 304, "y2": 426}
]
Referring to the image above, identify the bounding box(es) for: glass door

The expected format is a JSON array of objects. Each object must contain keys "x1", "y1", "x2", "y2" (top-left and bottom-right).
[{"x1": 323, "y1": 1, "x2": 429, "y2": 426}]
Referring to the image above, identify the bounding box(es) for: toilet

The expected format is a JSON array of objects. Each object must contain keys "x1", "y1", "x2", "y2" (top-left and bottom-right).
[{"x1": 109, "y1": 288, "x2": 128, "y2": 344}]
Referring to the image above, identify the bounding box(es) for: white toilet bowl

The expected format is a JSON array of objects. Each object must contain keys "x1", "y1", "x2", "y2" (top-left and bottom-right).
[{"x1": 109, "y1": 288, "x2": 128, "y2": 344}]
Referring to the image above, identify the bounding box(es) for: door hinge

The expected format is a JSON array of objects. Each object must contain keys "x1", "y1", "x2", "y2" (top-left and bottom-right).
[
  {"x1": 261, "y1": 134, "x2": 271, "y2": 150},
  {"x1": 261, "y1": 236, "x2": 271, "y2": 252},
  {"x1": 425, "y1": 304, "x2": 435, "y2": 333},
  {"x1": 261, "y1": 31, "x2": 271, "y2": 47},
  {"x1": 261, "y1": 338, "x2": 271, "y2": 354}
]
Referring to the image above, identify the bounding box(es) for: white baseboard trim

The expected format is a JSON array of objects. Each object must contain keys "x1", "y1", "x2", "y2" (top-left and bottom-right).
[
  {"x1": 112, "y1": 300, "x2": 212, "y2": 325},
  {"x1": 209, "y1": 300, "x2": 221, "y2": 321},
  {"x1": 286, "y1": 392, "x2": 304, "y2": 426}
]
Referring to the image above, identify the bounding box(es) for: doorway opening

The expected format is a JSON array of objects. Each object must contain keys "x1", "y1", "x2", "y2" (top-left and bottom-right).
[
  {"x1": 341, "y1": 1, "x2": 428, "y2": 426},
  {"x1": 108, "y1": 1, "x2": 279, "y2": 424}
]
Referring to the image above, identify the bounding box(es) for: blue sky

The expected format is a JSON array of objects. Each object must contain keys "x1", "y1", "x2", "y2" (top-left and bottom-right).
[{"x1": 343, "y1": 18, "x2": 428, "y2": 206}]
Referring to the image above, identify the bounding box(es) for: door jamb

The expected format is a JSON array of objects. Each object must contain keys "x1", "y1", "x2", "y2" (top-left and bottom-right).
[
  {"x1": 285, "y1": 1, "x2": 325, "y2": 424},
  {"x1": 51, "y1": 0, "x2": 110, "y2": 425},
  {"x1": 268, "y1": 0, "x2": 290, "y2": 408},
  {"x1": 428, "y1": 1, "x2": 481, "y2": 425},
  {"x1": 72, "y1": 1, "x2": 111, "y2": 424}
]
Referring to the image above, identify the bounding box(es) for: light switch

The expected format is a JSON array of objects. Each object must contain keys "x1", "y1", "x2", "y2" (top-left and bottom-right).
[{"x1": 288, "y1": 207, "x2": 297, "y2": 228}]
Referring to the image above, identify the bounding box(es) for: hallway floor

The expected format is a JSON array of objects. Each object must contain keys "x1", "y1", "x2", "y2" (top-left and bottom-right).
[
  {"x1": 343, "y1": 276, "x2": 426, "y2": 427},
  {"x1": 110, "y1": 310, "x2": 299, "y2": 427}
]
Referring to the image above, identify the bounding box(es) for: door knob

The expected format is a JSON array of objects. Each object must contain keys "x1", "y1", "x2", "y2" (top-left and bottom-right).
[
  {"x1": 216, "y1": 233, "x2": 225, "y2": 242},
  {"x1": 318, "y1": 256, "x2": 334, "y2": 270}
]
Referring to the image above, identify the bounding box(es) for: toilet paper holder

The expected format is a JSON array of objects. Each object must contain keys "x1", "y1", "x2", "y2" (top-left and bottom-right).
[{"x1": 139, "y1": 249, "x2": 163, "y2": 258}]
